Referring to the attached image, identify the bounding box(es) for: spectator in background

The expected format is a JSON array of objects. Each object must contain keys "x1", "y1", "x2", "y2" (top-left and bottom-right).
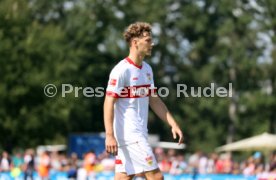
[
  {"x1": 59, "y1": 153, "x2": 69, "y2": 172},
  {"x1": 223, "y1": 153, "x2": 233, "y2": 174},
  {"x1": 12, "y1": 151, "x2": 24, "y2": 168},
  {"x1": 83, "y1": 150, "x2": 96, "y2": 179},
  {"x1": 0, "y1": 151, "x2": 11, "y2": 172},
  {"x1": 167, "y1": 149, "x2": 177, "y2": 162},
  {"x1": 169, "y1": 153, "x2": 187, "y2": 175},
  {"x1": 50, "y1": 151, "x2": 61, "y2": 174},
  {"x1": 231, "y1": 161, "x2": 241, "y2": 174},
  {"x1": 253, "y1": 152, "x2": 264, "y2": 176},
  {"x1": 98, "y1": 151, "x2": 115, "y2": 172},
  {"x1": 270, "y1": 152, "x2": 276, "y2": 172},
  {"x1": 154, "y1": 147, "x2": 165, "y2": 163},
  {"x1": 158, "y1": 152, "x2": 172, "y2": 173},
  {"x1": 38, "y1": 151, "x2": 50, "y2": 180},
  {"x1": 243, "y1": 156, "x2": 255, "y2": 176},
  {"x1": 77, "y1": 161, "x2": 87, "y2": 180},
  {"x1": 189, "y1": 151, "x2": 201, "y2": 175},
  {"x1": 267, "y1": 152, "x2": 276, "y2": 178},
  {"x1": 215, "y1": 154, "x2": 225, "y2": 174},
  {"x1": 206, "y1": 153, "x2": 218, "y2": 174},
  {"x1": 188, "y1": 151, "x2": 202, "y2": 180},
  {"x1": 198, "y1": 153, "x2": 208, "y2": 174},
  {"x1": 69, "y1": 152, "x2": 79, "y2": 168},
  {"x1": 23, "y1": 149, "x2": 35, "y2": 180},
  {"x1": 67, "y1": 153, "x2": 78, "y2": 180}
]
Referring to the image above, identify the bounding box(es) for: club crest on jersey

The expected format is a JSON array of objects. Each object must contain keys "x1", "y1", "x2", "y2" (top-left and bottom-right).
[
  {"x1": 146, "y1": 73, "x2": 151, "y2": 81},
  {"x1": 109, "y1": 79, "x2": 117, "y2": 86},
  {"x1": 145, "y1": 156, "x2": 153, "y2": 166}
]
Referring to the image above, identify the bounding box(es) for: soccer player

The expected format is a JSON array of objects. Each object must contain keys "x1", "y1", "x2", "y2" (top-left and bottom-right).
[{"x1": 104, "y1": 22, "x2": 184, "y2": 180}]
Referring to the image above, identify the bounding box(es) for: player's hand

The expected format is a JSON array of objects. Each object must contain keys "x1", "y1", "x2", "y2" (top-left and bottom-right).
[
  {"x1": 171, "y1": 126, "x2": 184, "y2": 145},
  {"x1": 105, "y1": 135, "x2": 118, "y2": 156}
]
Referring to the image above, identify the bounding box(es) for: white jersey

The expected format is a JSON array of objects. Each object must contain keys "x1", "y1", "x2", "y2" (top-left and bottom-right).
[{"x1": 106, "y1": 57, "x2": 156, "y2": 145}]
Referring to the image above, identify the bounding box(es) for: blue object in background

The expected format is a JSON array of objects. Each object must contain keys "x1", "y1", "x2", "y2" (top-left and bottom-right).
[{"x1": 68, "y1": 133, "x2": 105, "y2": 158}]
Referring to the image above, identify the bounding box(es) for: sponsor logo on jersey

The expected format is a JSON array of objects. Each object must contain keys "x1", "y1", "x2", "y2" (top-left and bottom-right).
[
  {"x1": 119, "y1": 85, "x2": 152, "y2": 98},
  {"x1": 109, "y1": 79, "x2": 117, "y2": 86}
]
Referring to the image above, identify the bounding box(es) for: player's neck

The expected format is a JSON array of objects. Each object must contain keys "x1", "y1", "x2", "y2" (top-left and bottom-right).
[{"x1": 128, "y1": 52, "x2": 144, "y2": 66}]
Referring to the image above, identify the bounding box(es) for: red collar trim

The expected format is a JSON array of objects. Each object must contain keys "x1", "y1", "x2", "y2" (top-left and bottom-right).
[{"x1": 125, "y1": 57, "x2": 142, "y2": 69}]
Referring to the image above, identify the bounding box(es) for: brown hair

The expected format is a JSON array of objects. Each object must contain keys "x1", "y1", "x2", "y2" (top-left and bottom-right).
[{"x1": 123, "y1": 22, "x2": 152, "y2": 45}]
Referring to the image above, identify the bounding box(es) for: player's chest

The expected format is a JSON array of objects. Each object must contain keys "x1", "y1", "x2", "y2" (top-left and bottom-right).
[{"x1": 126, "y1": 70, "x2": 152, "y2": 87}]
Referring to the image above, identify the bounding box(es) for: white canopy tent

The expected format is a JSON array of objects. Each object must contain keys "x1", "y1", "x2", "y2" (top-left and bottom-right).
[
  {"x1": 216, "y1": 132, "x2": 276, "y2": 152},
  {"x1": 216, "y1": 132, "x2": 276, "y2": 170}
]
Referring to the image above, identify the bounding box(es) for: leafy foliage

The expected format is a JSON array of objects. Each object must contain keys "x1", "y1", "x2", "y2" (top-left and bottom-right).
[{"x1": 0, "y1": 0, "x2": 275, "y2": 152}]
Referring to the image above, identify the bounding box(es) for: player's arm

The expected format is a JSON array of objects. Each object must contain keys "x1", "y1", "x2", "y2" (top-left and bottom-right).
[
  {"x1": 104, "y1": 95, "x2": 118, "y2": 155},
  {"x1": 149, "y1": 95, "x2": 184, "y2": 144}
]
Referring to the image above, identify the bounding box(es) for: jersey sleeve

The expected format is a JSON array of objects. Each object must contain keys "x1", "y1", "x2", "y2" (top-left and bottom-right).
[{"x1": 106, "y1": 67, "x2": 125, "y2": 98}]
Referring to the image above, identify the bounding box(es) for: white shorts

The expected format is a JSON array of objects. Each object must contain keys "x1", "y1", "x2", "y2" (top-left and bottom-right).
[{"x1": 115, "y1": 139, "x2": 159, "y2": 175}]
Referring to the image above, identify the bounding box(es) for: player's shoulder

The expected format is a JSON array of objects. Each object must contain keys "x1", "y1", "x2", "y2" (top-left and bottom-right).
[
  {"x1": 142, "y1": 61, "x2": 153, "y2": 71},
  {"x1": 110, "y1": 59, "x2": 129, "y2": 76},
  {"x1": 113, "y1": 59, "x2": 128, "y2": 70}
]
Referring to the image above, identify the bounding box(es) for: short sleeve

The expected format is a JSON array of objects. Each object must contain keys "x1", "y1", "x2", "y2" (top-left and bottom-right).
[{"x1": 106, "y1": 68, "x2": 125, "y2": 98}]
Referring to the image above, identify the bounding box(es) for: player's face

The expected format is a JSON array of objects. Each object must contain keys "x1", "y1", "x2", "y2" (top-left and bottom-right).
[{"x1": 136, "y1": 32, "x2": 154, "y2": 56}]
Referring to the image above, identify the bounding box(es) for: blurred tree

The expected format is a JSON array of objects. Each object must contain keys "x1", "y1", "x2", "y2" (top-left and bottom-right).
[
  {"x1": 0, "y1": 0, "x2": 275, "y2": 153},
  {"x1": 0, "y1": 0, "x2": 76, "y2": 149}
]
